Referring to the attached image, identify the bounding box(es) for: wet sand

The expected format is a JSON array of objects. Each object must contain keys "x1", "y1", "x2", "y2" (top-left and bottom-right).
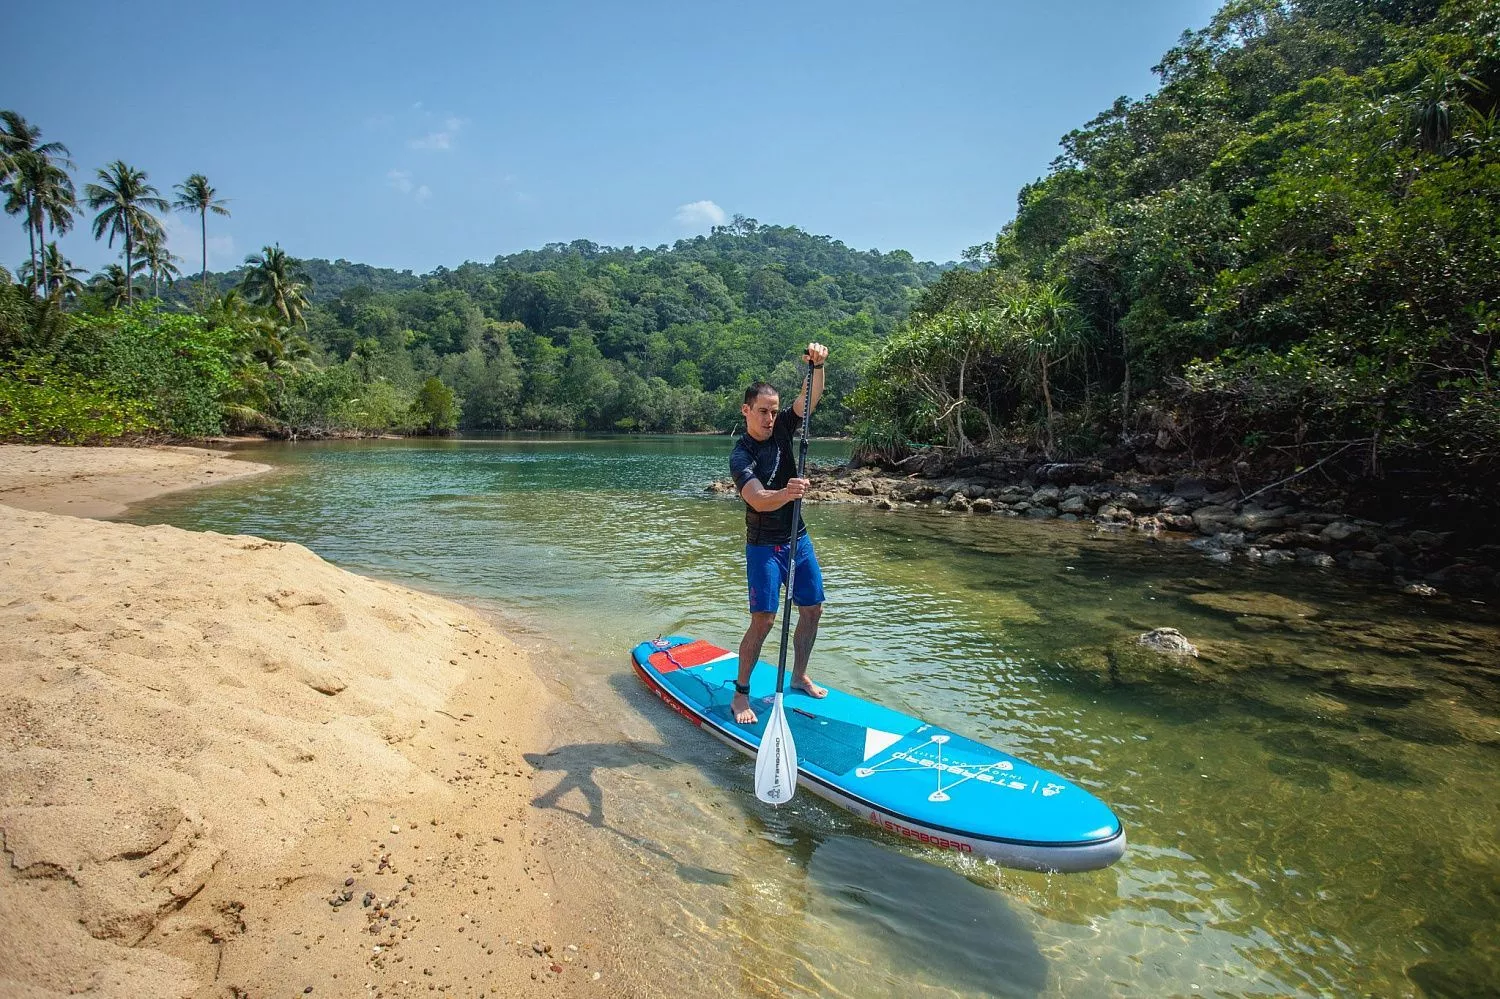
[{"x1": 0, "y1": 447, "x2": 655, "y2": 997}]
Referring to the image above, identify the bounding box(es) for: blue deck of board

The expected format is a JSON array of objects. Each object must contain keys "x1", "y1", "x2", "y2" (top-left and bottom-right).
[{"x1": 633, "y1": 636, "x2": 1122, "y2": 850}]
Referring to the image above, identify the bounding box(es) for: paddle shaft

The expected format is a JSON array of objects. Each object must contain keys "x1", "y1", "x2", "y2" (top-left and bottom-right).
[{"x1": 773, "y1": 358, "x2": 815, "y2": 695}]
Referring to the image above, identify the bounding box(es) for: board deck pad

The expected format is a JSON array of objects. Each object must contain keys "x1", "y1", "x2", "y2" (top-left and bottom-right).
[{"x1": 631, "y1": 635, "x2": 1126, "y2": 872}]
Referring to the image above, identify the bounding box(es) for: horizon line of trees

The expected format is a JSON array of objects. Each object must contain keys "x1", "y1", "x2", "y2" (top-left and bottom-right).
[{"x1": 2, "y1": 112, "x2": 943, "y2": 442}]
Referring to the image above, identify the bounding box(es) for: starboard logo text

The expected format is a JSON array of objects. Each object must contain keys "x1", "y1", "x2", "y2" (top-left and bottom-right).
[{"x1": 868, "y1": 811, "x2": 973, "y2": 853}]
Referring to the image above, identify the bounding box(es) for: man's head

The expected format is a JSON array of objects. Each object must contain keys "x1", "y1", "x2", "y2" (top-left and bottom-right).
[{"x1": 741, "y1": 382, "x2": 779, "y2": 441}]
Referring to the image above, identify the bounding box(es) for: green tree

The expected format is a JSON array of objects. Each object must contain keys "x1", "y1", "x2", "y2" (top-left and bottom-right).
[
  {"x1": 18, "y1": 243, "x2": 87, "y2": 301},
  {"x1": 410, "y1": 375, "x2": 459, "y2": 433},
  {"x1": 137, "y1": 228, "x2": 181, "y2": 298},
  {"x1": 1000, "y1": 282, "x2": 1089, "y2": 456},
  {"x1": 84, "y1": 161, "x2": 167, "y2": 305},
  {"x1": 172, "y1": 173, "x2": 230, "y2": 298},
  {"x1": 1, "y1": 112, "x2": 75, "y2": 294},
  {"x1": 239, "y1": 245, "x2": 311, "y2": 327},
  {"x1": 89, "y1": 262, "x2": 146, "y2": 308}
]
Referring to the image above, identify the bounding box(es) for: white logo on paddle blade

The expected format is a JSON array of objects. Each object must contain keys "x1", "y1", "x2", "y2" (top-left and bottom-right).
[{"x1": 755, "y1": 693, "x2": 798, "y2": 804}]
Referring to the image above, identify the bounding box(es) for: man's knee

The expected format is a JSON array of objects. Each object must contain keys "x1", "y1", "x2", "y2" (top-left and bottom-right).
[
  {"x1": 746, "y1": 611, "x2": 777, "y2": 636},
  {"x1": 796, "y1": 603, "x2": 823, "y2": 625}
]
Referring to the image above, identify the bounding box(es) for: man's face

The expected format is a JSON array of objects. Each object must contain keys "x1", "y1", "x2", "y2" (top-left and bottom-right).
[{"x1": 742, "y1": 390, "x2": 780, "y2": 441}]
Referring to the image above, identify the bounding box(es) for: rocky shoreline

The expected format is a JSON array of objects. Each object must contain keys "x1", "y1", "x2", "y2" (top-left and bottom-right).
[{"x1": 710, "y1": 457, "x2": 1500, "y2": 595}]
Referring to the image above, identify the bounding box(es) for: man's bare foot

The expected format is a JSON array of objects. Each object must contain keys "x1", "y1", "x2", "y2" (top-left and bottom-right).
[
  {"x1": 732, "y1": 693, "x2": 758, "y2": 725},
  {"x1": 790, "y1": 675, "x2": 827, "y2": 699}
]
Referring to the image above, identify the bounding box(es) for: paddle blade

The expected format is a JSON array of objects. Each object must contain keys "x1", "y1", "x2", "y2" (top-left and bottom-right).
[{"x1": 754, "y1": 693, "x2": 799, "y2": 805}]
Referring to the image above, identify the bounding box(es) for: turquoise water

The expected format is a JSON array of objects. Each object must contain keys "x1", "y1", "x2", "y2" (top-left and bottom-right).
[{"x1": 128, "y1": 437, "x2": 1500, "y2": 998}]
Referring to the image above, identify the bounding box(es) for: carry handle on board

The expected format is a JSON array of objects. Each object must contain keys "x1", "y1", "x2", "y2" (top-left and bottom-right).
[{"x1": 755, "y1": 355, "x2": 814, "y2": 805}]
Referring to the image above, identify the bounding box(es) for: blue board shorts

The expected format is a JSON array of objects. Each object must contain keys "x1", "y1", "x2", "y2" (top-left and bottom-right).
[{"x1": 746, "y1": 534, "x2": 825, "y2": 613}]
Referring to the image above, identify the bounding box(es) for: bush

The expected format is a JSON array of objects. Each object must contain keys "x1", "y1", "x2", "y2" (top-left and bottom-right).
[{"x1": 0, "y1": 355, "x2": 150, "y2": 444}]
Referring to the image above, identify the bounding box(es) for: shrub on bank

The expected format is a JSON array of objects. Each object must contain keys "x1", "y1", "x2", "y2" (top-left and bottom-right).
[{"x1": 0, "y1": 355, "x2": 149, "y2": 444}]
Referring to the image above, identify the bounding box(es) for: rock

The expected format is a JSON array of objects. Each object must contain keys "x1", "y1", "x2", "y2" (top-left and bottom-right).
[
  {"x1": 1192, "y1": 505, "x2": 1238, "y2": 535},
  {"x1": 1187, "y1": 591, "x2": 1319, "y2": 620},
  {"x1": 1038, "y1": 462, "x2": 1107, "y2": 485},
  {"x1": 1118, "y1": 491, "x2": 1160, "y2": 514},
  {"x1": 1321, "y1": 521, "x2": 1364, "y2": 544},
  {"x1": 971, "y1": 497, "x2": 994, "y2": 513},
  {"x1": 1160, "y1": 513, "x2": 1196, "y2": 532},
  {"x1": 1137, "y1": 628, "x2": 1199, "y2": 656},
  {"x1": 1159, "y1": 494, "x2": 1191, "y2": 514},
  {"x1": 1059, "y1": 495, "x2": 1089, "y2": 515},
  {"x1": 1097, "y1": 503, "x2": 1133, "y2": 523},
  {"x1": 1029, "y1": 485, "x2": 1062, "y2": 507},
  {"x1": 1400, "y1": 581, "x2": 1438, "y2": 596},
  {"x1": 849, "y1": 482, "x2": 876, "y2": 497},
  {"x1": 1025, "y1": 506, "x2": 1058, "y2": 520},
  {"x1": 1246, "y1": 547, "x2": 1295, "y2": 565},
  {"x1": 946, "y1": 494, "x2": 971, "y2": 512},
  {"x1": 1234, "y1": 506, "x2": 1288, "y2": 532},
  {"x1": 874, "y1": 498, "x2": 895, "y2": 511},
  {"x1": 1172, "y1": 477, "x2": 1210, "y2": 501},
  {"x1": 1297, "y1": 550, "x2": 1336, "y2": 568},
  {"x1": 1330, "y1": 673, "x2": 1427, "y2": 705}
]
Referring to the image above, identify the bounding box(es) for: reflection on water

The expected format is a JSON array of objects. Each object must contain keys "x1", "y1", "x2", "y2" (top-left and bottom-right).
[{"x1": 128, "y1": 437, "x2": 1500, "y2": 998}]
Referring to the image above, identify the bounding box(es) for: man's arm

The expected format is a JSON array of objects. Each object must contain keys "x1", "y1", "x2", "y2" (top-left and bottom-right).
[
  {"x1": 792, "y1": 341, "x2": 828, "y2": 419},
  {"x1": 739, "y1": 476, "x2": 808, "y2": 513}
]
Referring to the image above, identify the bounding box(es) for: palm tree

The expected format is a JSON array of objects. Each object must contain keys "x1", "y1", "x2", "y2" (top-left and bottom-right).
[
  {"x1": 90, "y1": 261, "x2": 147, "y2": 309},
  {"x1": 18, "y1": 243, "x2": 87, "y2": 300},
  {"x1": 172, "y1": 173, "x2": 230, "y2": 297},
  {"x1": 137, "y1": 228, "x2": 181, "y2": 298},
  {"x1": 239, "y1": 245, "x2": 311, "y2": 327},
  {"x1": 84, "y1": 161, "x2": 168, "y2": 306},
  {"x1": 1001, "y1": 282, "x2": 1089, "y2": 457},
  {"x1": 1, "y1": 112, "x2": 75, "y2": 293}
]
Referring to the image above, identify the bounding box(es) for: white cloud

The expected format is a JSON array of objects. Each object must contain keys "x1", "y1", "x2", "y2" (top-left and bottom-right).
[
  {"x1": 675, "y1": 200, "x2": 726, "y2": 227},
  {"x1": 387, "y1": 170, "x2": 432, "y2": 205},
  {"x1": 409, "y1": 115, "x2": 466, "y2": 151}
]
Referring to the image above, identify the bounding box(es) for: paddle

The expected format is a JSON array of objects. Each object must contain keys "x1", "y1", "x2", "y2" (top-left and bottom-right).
[{"x1": 755, "y1": 354, "x2": 815, "y2": 805}]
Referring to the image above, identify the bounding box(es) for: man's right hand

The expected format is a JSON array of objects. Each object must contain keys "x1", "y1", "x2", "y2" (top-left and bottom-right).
[{"x1": 783, "y1": 477, "x2": 809, "y2": 501}]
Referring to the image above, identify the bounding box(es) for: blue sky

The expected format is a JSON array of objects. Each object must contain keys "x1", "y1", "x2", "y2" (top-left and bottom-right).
[{"x1": 4, "y1": 0, "x2": 1222, "y2": 277}]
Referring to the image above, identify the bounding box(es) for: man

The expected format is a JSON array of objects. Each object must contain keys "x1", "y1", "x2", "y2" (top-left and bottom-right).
[{"x1": 728, "y1": 342, "x2": 830, "y2": 726}]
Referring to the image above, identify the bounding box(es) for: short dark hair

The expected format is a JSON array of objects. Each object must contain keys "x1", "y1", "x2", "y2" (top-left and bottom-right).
[{"x1": 743, "y1": 382, "x2": 778, "y2": 406}]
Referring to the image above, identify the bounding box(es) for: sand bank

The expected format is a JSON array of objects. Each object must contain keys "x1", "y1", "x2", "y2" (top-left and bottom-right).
[
  {"x1": 0, "y1": 450, "x2": 638, "y2": 997},
  {"x1": 0, "y1": 444, "x2": 272, "y2": 519}
]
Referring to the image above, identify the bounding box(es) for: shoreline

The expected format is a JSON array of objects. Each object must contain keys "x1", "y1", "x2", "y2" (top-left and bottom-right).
[
  {"x1": 0, "y1": 444, "x2": 275, "y2": 520},
  {"x1": 0, "y1": 447, "x2": 646, "y2": 997}
]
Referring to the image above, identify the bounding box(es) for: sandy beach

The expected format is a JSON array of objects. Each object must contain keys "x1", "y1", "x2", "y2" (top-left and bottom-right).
[{"x1": 0, "y1": 447, "x2": 639, "y2": 997}]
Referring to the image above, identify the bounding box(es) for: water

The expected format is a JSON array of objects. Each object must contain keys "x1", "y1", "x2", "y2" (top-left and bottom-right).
[{"x1": 127, "y1": 436, "x2": 1500, "y2": 998}]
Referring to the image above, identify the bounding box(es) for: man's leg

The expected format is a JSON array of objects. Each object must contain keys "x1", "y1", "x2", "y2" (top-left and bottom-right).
[
  {"x1": 790, "y1": 603, "x2": 827, "y2": 698},
  {"x1": 734, "y1": 611, "x2": 776, "y2": 724}
]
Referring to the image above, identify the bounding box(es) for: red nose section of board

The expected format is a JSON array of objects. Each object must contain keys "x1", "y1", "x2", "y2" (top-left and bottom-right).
[{"x1": 647, "y1": 639, "x2": 730, "y2": 673}]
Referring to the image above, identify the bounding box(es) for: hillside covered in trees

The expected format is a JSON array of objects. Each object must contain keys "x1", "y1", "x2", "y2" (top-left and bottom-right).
[
  {"x1": 3, "y1": 0, "x2": 1495, "y2": 527},
  {"x1": 853, "y1": 0, "x2": 1497, "y2": 518}
]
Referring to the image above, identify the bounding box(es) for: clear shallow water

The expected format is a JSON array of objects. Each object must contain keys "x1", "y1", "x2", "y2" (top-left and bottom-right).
[{"x1": 128, "y1": 437, "x2": 1500, "y2": 998}]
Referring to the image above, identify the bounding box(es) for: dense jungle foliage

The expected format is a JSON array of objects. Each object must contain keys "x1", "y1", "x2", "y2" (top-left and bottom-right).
[
  {"x1": 855, "y1": 0, "x2": 1498, "y2": 508},
  {"x1": 0, "y1": 214, "x2": 941, "y2": 440},
  {"x1": 3, "y1": 0, "x2": 1495, "y2": 515}
]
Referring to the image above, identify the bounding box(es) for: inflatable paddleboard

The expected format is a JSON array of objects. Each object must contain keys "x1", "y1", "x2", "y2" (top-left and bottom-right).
[{"x1": 631, "y1": 635, "x2": 1125, "y2": 873}]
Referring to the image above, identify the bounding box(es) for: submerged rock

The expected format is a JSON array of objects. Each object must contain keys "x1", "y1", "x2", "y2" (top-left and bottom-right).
[{"x1": 1137, "y1": 627, "x2": 1200, "y2": 657}]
